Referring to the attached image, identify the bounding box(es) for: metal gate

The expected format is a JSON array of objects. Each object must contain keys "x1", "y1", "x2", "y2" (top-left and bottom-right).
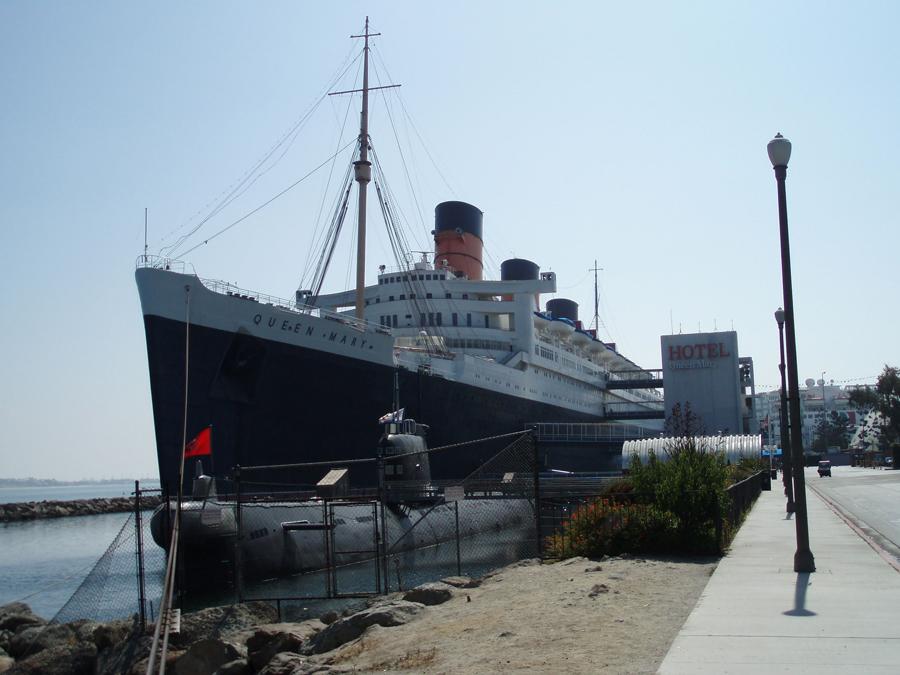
[{"x1": 326, "y1": 500, "x2": 382, "y2": 598}]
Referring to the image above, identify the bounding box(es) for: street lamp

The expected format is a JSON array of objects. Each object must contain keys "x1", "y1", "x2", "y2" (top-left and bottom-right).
[
  {"x1": 768, "y1": 133, "x2": 815, "y2": 573},
  {"x1": 775, "y1": 307, "x2": 794, "y2": 513}
]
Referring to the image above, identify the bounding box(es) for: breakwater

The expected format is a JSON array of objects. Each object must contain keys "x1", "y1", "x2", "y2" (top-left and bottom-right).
[{"x1": 0, "y1": 496, "x2": 164, "y2": 523}]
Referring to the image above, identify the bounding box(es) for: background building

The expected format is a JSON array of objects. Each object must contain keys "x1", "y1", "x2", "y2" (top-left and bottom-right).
[
  {"x1": 661, "y1": 331, "x2": 757, "y2": 436},
  {"x1": 754, "y1": 380, "x2": 870, "y2": 452}
]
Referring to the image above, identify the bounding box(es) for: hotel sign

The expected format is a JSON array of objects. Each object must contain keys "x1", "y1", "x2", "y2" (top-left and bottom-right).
[
  {"x1": 667, "y1": 342, "x2": 732, "y2": 370},
  {"x1": 661, "y1": 331, "x2": 743, "y2": 435}
]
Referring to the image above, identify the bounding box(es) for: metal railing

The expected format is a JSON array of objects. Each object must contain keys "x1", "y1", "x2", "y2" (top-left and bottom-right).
[{"x1": 136, "y1": 255, "x2": 384, "y2": 334}]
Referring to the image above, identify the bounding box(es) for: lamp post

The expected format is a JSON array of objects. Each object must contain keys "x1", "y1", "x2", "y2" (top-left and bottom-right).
[
  {"x1": 768, "y1": 133, "x2": 815, "y2": 573},
  {"x1": 775, "y1": 308, "x2": 794, "y2": 512}
]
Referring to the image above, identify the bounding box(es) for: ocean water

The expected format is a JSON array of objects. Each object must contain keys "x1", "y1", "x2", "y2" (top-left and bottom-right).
[
  {"x1": 0, "y1": 482, "x2": 159, "y2": 504},
  {"x1": 0, "y1": 512, "x2": 134, "y2": 619},
  {"x1": 0, "y1": 483, "x2": 163, "y2": 620}
]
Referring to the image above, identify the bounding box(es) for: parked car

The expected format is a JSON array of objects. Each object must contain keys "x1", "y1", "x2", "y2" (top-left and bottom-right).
[{"x1": 818, "y1": 460, "x2": 832, "y2": 477}]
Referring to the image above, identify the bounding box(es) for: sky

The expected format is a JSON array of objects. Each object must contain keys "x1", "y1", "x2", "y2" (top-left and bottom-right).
[{"x1": 2, "y1": 2, "x2": 898, "y2": 480}]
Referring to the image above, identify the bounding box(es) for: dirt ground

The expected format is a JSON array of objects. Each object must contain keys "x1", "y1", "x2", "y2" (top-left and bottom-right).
[{"x1": 326, "y1": 554, "x2": 718, "y2": 674}]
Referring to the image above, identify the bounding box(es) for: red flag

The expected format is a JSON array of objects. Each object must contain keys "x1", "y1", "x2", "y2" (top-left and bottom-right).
[{"x1": 185, "y1": 428, "x2": 211, "y2": 457}]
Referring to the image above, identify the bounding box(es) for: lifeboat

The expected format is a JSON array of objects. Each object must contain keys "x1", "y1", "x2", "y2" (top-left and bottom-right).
[
  {"x1": 548, "y1": 317, "x2": 576, "y2": 337},
  {"x1": 570, "y1": 330, "x2": 593, "y2": 347},
  {"x1": 533, "y1": 312, "x2": 551, "y2": 330},
  {"x1": 586, "y1": 339, "x2": 605, "y2": 354},
  {"x1": 599, "y1": 346, "x2": 617, "y2": 363}
]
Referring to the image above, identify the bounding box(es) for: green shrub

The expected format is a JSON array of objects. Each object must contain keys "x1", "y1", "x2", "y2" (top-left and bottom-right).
[
  {"x1": 544, "y1": 497, "x2": 679, "y2": 558},
  {"x1": 628, "y1": 403, "x2": 732, "y2": 553}
]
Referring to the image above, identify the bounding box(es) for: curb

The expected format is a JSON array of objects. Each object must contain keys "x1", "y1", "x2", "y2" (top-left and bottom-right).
[{"x1": 808, "y1": 483, "x2": 900, "y2": 574}]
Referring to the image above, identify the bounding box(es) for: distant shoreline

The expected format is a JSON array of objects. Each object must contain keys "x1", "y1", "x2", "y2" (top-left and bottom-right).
[
  {"x1": 0, "y1": 495, "x2": 164, "y2": 523},
  {"x1": 0, "y1": 479, "x2": 156, "y2": 489}
]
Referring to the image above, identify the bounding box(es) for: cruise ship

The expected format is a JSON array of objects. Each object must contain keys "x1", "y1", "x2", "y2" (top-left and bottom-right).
[{"x1": 135, "y1": 21, "x2": 664, "y2": 493}]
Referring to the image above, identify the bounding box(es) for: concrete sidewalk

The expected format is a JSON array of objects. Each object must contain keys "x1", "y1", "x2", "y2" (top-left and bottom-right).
[{"x1": 657, "y1": 468, "x2": 900, "y2": 674}]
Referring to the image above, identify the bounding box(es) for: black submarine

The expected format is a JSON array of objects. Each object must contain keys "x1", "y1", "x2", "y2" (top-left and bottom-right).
[{"x1": 149, "y1": 419, "x2": 533, "y2": 582}]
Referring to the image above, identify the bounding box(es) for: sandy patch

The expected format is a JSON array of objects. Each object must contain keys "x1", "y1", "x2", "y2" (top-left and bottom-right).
[{"x1": 327, "y1": 555, "x2": 717, "y2": 674}]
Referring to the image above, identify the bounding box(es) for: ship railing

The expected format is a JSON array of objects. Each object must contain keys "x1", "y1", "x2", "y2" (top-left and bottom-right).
[
  {"x1": 135, "y1": 255, "x2": 196, "y2": 275},
  {"x1": 532, "y1": 422, "x2": 662, "y2": 443},
  {"x1": 378, "y1": 260, "x2": 461, "y2": 277},
  {"x1": 140, "y1": 256, "x2": 384, "y2": 332},
  {"x1": 201, "y1": 278, "x2": 299, "y2": 310}
]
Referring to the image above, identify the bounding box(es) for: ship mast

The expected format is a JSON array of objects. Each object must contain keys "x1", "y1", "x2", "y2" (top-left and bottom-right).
[
  {"x1": 590, "y1": 260, "x2": 603, "y2": 333},
  {"x1": 352, "y1": 18, "x2": 376, "y2": 320}
]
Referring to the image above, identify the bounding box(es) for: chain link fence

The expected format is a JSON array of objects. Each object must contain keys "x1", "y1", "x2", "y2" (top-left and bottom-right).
[
  {"x1": 135, "y1": 430, "x2": 540, "y2": 619},
  {"x1": 35, "y1": 437, "x2": 772, "y2": 630},
  {"x1": 52, "y1": 489, "x2": 166, "y2": 627}
]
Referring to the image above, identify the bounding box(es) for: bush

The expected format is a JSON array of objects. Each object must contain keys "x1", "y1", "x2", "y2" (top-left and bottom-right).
[
  {"x1": 545, "y1": 404, "x2": 742, "y2": 558},
  {"x1": 544, "y1": 497, "x2": 679, "y2": 558},
  {"x1": 730, "y1": 456, "x2": 769, "y2": 484},
  {"x1": 628, "y1": 403, "x2": 731, "y2": 553},
  {"x1": 628, "y1": 444, "x2": 731, "y2": 554}
]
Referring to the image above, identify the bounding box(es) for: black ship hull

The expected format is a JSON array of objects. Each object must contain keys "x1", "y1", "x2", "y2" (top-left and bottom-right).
[{"x1": 144, "y1": 313, "x2": 607, "y2": 493}]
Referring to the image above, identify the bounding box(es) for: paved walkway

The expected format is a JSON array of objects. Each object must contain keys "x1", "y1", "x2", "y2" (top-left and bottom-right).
[{"x1": 657, "y1": 468, "x2": 900, "y2": 674}]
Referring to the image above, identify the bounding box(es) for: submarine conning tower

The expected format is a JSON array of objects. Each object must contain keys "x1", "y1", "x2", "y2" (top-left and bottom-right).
[{"x1": 433, "y1": 201, "x2": 484, "y2": 281}]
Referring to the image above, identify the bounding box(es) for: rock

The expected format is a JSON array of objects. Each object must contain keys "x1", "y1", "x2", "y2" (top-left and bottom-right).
[
  {"x1": 215, "y1": 659, "x2": 252, "y2": 675},
  {"x1": 9, "y1": 623, "x2": 76, "y2": 659},
  {"x1": 246, "y1": 622, "x2": 324, "y2": 671},
  {"x1": 6, "y1": 641, "x2": 97, "y2": 675},
  {"x1": 175, "y1": 602, "x2": 278, "y2": 647},
  {"x1": 479, "y1": 558, "x2": 541, "y2": 580},
  {"x1": 172, "y1": 638, "x2": 246, "y2": 675},
  {"x1": 0, "y1": 604, "x2": 45, "y2": 633},
  {"x1": 320, "y1": 611, "x2": 339, "y2": 625},
  {"x1": 66, "y1": 620, "x2": 103, "y2": 645},
  {"x1": 256, "y1": 652, "x2": 309, "y2": 675},
  {"x1": 0, "y1": 647, "x2": 14, "y2": 674},
  {"x1": 364, "y1": 592, "x2": 403, "y2": 609},
  {"x1": 588, "y1": 584, "x2": 610, "y2": 597},
  {"x1": 0, "y1": 630, "x2": 11, "y2": 653},
  {"x1": 440, "y1": 576, "x2": 481, "y2": 589},
  {"x1": 561, "y1": 556, "x2": 589, "y2": 566},
  {"x1": 302, "y1": 600, "x2": 425, "y2": 655},
  {"x1": 402, "y1": 583, "x2": 454, "y2": 606},
  {"x1": 93, "y1": 617, "x2": 136, "y2": 651},
  {"x1": 93, "y1": 635, "x2": 155, "y2": 675}
]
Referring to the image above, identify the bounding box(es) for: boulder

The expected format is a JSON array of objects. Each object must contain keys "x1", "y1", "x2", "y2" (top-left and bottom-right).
[
  {"x1": 402, "y1": 582, "x2": 454, "y2": 606},
  {"x1": 440, "y1": 576, "x2": 481, "y2": 589},
  {"x1": 172, "y1": 638, "x2": 246, "y2": 675},
  {"x1": 66, "y1": 620, "x2": 103, "y2": 645},
  {"x1": 246, "y1": 622, "x2": 324, "y2": 671},
  {"x1": 302, "y1": 600, "x2": 425, "y2": 655},
  {"x1": 256, "y1": 652, "x2": 309, "y2": 675},
  {"x1": 92, "y1": 617, "x2": 135, "y2": 651},
  {"x1": 6, "y1": 641, "x2": 96, "y2": 675},
  {"x1": 0, "y1": 647, "x2": 14, "y2": 674},
  {"x1": 175, "y1": 602, "x2": 278, "y2": 647},
  {"x1": 319, "y1": 611, "x2": 340, "y2": 626},
  {"x1": 0, "y1": 604, "x2": 45, "y2": 633},
  {"x1": 9, "y1": 623, "x2": 76, "y2": 659},
  {"x1": 0, "y1": 630, "x2": 11, "y2": 653},
  {"x1": 214, "y1": 659, "x2": 252, "y2": 675},
  {"x1": 93, "y1": 635, "x2": 155, "y2": 675}
]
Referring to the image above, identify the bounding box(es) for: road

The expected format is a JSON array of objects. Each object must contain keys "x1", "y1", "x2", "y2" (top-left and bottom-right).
[{"x1": 801, "y1": 465, "x2": 900, "y2": 562}]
